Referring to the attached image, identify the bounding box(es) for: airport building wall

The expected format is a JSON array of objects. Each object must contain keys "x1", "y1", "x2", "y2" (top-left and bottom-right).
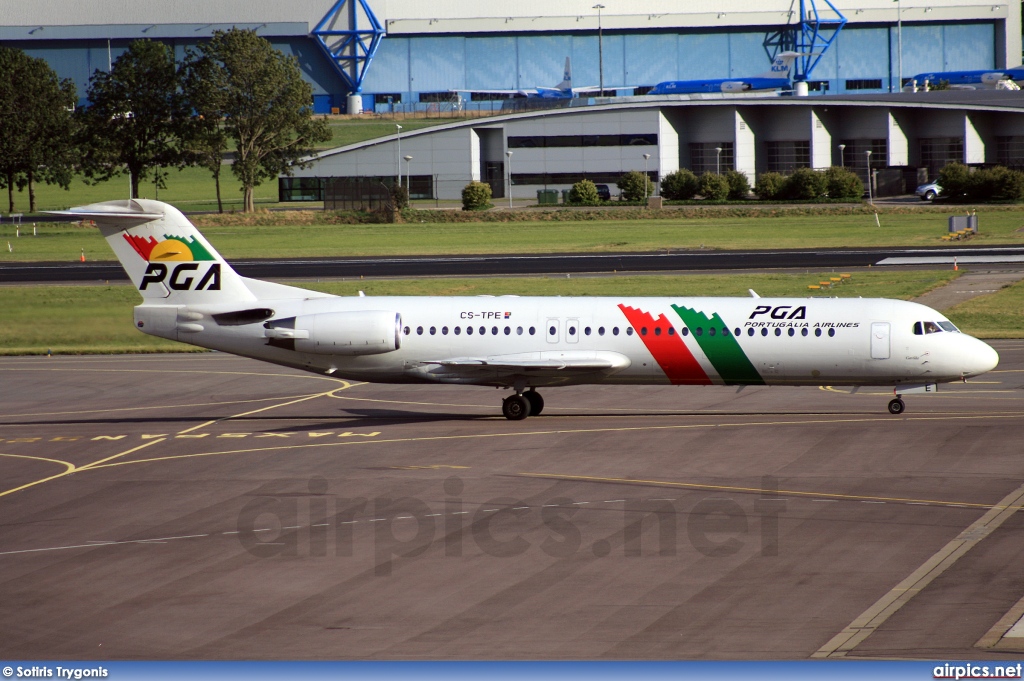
[
  {"x1": 283, "y1": 94, "x2": 1024, "y2": 201},
  {"x1": 0, "y1": 1, "x2": 1019, "y2": 111}
]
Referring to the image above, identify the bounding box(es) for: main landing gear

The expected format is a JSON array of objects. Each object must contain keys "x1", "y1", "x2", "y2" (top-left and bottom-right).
[
  {"x1": 502, "y1": 389, "x2": 544, "y2": 420},
  {"x1": 888, "y1": 396, "x2": 906, "y2": 415}
]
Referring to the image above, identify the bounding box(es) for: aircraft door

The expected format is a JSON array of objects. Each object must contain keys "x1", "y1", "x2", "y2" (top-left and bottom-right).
[
  {"x1": 546, "y1": 318, "x2": 560, "y2": 343},
  {"x1": 871, "y1": 322, "x2": 891, "y2": 359},
  {"x1": 566, "y1": 318, "x2": 580, "y2": 344}
]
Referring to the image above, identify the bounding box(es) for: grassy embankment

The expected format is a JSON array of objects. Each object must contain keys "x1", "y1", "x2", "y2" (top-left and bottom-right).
[
  {"x1": 3, "y1": 208, "x2": 1024, "y2": 263},
  {"x1": 0, "y1": 270, "x2": 968, "y2": 355}
]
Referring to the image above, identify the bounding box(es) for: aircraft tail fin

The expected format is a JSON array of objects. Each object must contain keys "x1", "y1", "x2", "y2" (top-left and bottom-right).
[
  {"x1": 49, "y1": 199, "x2": 256, "y2": 305},
  {"x1": 756, "y1": 51, "x2": 801, "y2": 79},
  {"x1": 555, "y1": 57, "x2": 573, "y2": 91}
]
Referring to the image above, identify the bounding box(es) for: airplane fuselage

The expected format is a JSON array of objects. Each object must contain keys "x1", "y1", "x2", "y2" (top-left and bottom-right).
[
  {"x1": 137, "y1": 294, "x2": 996, "y2": 390},
  {"x1": 649, "y1": 77, "x2": 790, "y2": 95}
]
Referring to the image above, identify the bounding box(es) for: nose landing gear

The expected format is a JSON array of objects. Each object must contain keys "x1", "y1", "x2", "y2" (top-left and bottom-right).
[
  {"x1": 502, "y1": 389, "x2": 544, "y2": 420},
  {"x1": 888, "y1": 396, "x2": 906, "y2": 415}
]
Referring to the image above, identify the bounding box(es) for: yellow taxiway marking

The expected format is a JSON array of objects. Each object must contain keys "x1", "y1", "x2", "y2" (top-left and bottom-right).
[
  {"x1": 814, "y1": 479, "x2": 1024, "y2": 658},
  {"x1": 176, "y1": 382, "x2": 362, "y2": 434},
  {"x1": 76, "y1": 410, "x2": 1024, "y2": 472},
  {"x1": 515, "y1": 472, "x2": 994, "y2": 510}
]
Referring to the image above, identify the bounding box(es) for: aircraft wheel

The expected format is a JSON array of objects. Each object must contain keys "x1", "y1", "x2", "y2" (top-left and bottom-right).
[
  {"x1": 502, "y1": 394, "x2": 532, "y2": 421},
  {"x1": 888, "y1": 398, "x2": 906, "y2": 415},
  {"x1": 524, "y1": 390, "x2": 544, "y2": 416}
]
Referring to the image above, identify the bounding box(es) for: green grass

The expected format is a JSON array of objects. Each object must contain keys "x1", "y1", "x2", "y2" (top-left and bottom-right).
[
  {"x1": 6, "y1": 209, "x2": 1024, "y2": 263},
  {"x1": 321, "y1": 118, "x2": 459, "y2": 149},
  {"x1": 0, "y1": 270, "x2": 962, "y2": 354},
  {"x1": 946, "y1": 278, "x2": 1024, "y2": 338}
]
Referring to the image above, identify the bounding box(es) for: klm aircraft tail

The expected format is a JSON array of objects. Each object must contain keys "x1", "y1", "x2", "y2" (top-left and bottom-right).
[
  {"x1": 755, "y1": 51, "x2": 800, "y2": 80},
  {"x1": 51, "y1": 199, "x2": 256, "y2": 305},
  {"x1": 555, "y1": 57, "x2": 573, "y2": 91}
]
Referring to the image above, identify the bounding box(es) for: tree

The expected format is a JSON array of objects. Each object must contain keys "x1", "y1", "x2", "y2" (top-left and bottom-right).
[
  {"x1": 0, "y1": 48, "x2": 77, "y2": 213},
  {"x1": 754, "y1": 172, "x2": 786, "y2": 200},
  {"x1": 661, "y1": 169, "x2": 699, "y2": 200},
  {"x1": 567, "y1": 179, "x2": 600, "y2": 204},
  {"x1": 180, "y1": 51, "x2": 231, "y2": 213},
  {"x1": 195, "y1": 29, "x2": 331, "y2": 212},
  {"x1": 617, "y1": 170, "x2": 651, "y2": 201},
  {"x1": 823, "y1": 166, "x2": 864, "y2": 199},
  {"x1": 79, "y1": 39, "x2": 188, "y2": 201}
]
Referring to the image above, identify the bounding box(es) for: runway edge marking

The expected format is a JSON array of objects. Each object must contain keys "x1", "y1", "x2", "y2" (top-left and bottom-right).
[{"x1": 813, "y1": 480, "x2": 1024, "y2": 658}]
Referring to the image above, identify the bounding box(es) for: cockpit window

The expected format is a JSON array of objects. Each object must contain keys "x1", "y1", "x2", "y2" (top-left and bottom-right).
[
  {"x1": 913, "y1": 321, "x2": 945, "y2": 335},
  {"x1": 937, "y1": 321, "x2": 960, "y2": 333}
]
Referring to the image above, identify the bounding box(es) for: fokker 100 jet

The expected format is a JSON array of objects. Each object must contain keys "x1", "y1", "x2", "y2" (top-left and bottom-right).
[
  {"x1": 54, "y1": 199, "x2": 1000, "y2": 420},
  {"x1": 648, "y1": 51, "x2": 800, "y2": 95}
]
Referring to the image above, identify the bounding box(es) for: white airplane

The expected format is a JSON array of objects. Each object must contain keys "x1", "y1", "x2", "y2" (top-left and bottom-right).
[{"x1": 54, "y1": 199, "x2": 999, "y2": 420}]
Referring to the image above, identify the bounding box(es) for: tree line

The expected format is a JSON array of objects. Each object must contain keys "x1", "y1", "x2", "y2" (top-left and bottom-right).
[{"x1": 0, "y1": 28, "x2": 331, "y2": 213}]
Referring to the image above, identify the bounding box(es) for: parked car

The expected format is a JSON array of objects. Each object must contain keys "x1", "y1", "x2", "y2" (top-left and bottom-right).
[
  {"x1": 594, "y1": 184, "x2": 612, "y2": 201},
  {"x1": 916, "y1": 180, "x2": 942, "y2": 201}
]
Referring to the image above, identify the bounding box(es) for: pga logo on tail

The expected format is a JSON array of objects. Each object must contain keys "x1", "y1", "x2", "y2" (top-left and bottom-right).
[{"x1": 123, "y1": 232, "x2": 221, "y2": 291}]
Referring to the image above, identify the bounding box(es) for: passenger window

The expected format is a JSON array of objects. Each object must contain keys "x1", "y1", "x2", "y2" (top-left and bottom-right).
[
  {"x1": 695, "y1": 327, "x2": 703, "y2": 337},
  {"x1": 814, "y1": 328, "x2": 821, "y2": 337},
  {"x1": 708, "y1": 327, "x2": 716, "y2": 337},
  {"x1": 403, "y1": 326, "x2": 410, "y2": 335},
  {"x1": 430, "y1": 326, "x2": 436, "y2": 335},
  {"x1": 761, "y1": 328, "x2": 768, "y2": 337},
  {"x1": 667, "y1": 327, "x2": 675, "y2": 336},
  {"x1": 748, "y1": 328, "x2": 754, "y2": 336},
  {"x1": 653, "y1": 327, "x2": 661, "y2": 336},
  {"x1": 641, "y1": 327, "x2": 648, "y2": 336},
  {"x1": 417, "y1": 326, "x2": 423, "y2": 335},
  {"x1": 734, "y1": 328, "x2": 741, "y2": 336},
  {"x1": 775, "y1": 328, "x2": 781, "y2": 336},
  {"x1": 517, "y1": 326, "x2": 523, "y2": 335},
  {"x1": 585, "y1": 327, "x2": 591, "y2": 336},
  {"x1": 598, "y1": 326, "x2": 605, "y2": 335},
  {"x1": 788, "y1": 328, "x2": 795, "y2": 337},
  {"x1": 479, "y1": 326, "x2": 485, "y2": 335},
  {"x1": 467, "y1": 326, "x2": 474, "y2": 335},
  {"x1": 442, "y1": 326, "x2": 449, "y2": 335},
  {"x1": 549, "y1": 325, "x2": 556, "y2": 336},
  {"x1": 492, "y1": 326, "x2": 498, "y2": 335},
  {"x1": 454, "y1": 326, "x2": 460, "y2": 335},
  {"x1": 626, "y1": 327, "x2": 634, "y2": 336},
  {"x1": 529, "y1": 326, "x2": 536, "y2": 335},
  {"x1": 504, "y1": 326, "x2": 511, "y2": 335},
  {"x1": 682, "y1": 327, "x2": 689, "y2": 336},
  {"x1": 828, "y1": 328, "x2": 835, "y2": 337},
  {"x1": 801, "y1": 328, "x2": 808, "y2": 336},
  {"x1": 612, "y1": 327, "x2": 619, "y2": 336},
  {"x1": 569, "y1": 326, "x2": 577, "y2": 336}
]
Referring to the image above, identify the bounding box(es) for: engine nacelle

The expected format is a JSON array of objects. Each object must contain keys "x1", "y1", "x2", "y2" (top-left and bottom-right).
[
  {"x1": 720, "y1": 81, "x2": 750, "y2": 93},
  {"x1": 265, "y1": 310, "x2": 402, "y2": 355},
  {"x1": 981, "y1": 72, "x2": 1006, "y2": 85}
]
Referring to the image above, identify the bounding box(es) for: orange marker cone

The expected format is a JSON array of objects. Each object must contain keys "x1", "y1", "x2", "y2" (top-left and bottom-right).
[
  {"x1": 80, "y1": 249, "x2": 85, "y2": 263},
  {"x1": 953, "y1": 257, "x2": 958, "y2": 271}
]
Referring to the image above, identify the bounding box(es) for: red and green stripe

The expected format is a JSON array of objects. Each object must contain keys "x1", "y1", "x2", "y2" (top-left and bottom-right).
[{"x1": 671, "y1": 305, "x2": 764, "y2": 385}]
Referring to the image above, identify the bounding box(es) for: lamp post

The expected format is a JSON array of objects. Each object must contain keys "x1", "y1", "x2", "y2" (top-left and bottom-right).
[
  {"x1": 505, "y1": 150, "x2": 513, "y2": 208},
  {"x1": 865, "y1": 150, "x2": 873, "y2": 203},
  {"x1": 838, "y1": 143, "x2": 846, "y2": 167},
  {"x1": 593, "y1": 4, "x2": 605, "y2": 95},
  {"x1": 715, "y1": 146, "x2": 723, "y2": 175},
  {"x1": 395, "y1": 124, "x2": 403, "y2": 188},
  {"x1": 403, "y1": 155, "x2": 412, "y2": 196},
  {"x1": 642, "y1": 153, "x2": 651, "y2": 200}
]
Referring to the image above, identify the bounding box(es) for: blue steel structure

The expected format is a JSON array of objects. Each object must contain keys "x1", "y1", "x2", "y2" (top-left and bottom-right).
[
  {"x1": 763, "y1": 0, "x2": 847, "y2": 83},
  {"x1": 312, "y1": 0, "x2": 385, "y2": 96}
]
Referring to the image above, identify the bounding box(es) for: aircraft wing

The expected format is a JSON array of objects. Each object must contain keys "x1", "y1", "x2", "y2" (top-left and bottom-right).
[
  {"x1": 411, "y1": 351, "x2": 631, "y2": 383},
  {"x1": 450, "y1": 88, "x2": 535, "y2": 96}
]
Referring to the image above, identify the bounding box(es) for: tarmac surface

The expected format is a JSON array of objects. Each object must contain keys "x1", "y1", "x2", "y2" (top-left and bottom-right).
[
  {"x1": 6, "y1": 245, "x2": 1024, "y2": 283},
  {"x1": 3, "y1": 349, "x2": 1024, "y2": 660}
]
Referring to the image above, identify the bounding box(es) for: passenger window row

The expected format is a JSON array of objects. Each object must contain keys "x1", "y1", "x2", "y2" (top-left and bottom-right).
[{"x1": 402, "y1": 324, "x2": 838, "y2": 338}]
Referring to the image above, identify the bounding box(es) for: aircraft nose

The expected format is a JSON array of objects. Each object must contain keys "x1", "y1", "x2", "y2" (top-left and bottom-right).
[{"x1": 964, "y1": 337, "x2": 999, "y2": 377}]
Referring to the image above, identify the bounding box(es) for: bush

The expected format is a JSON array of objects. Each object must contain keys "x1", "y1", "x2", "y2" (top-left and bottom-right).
[
  {"x1": 661, "y1": 169, "x2": 699, "y2": 200},
  {"x1": 697, "y1": 172, "x2": 729, "y2": 200},
  {"x1": 823, "y1": 166, "x2": 864, "y2": 199},
  {"x1": 779, "y1": 167, "x2": 827, "y2": 200},
  {"x1": 461, "y1": 181, "x2": 492, "y2": 210},
  {"x1": 997, "y1": 168, "x2": 1024, "y2": 200},
  {"x1": 754, "y1": 172, "x2": 786, "y2": 200},
  {"x1": 723, "y1": 170, "x2": 750, "y2": 200},
  {"x1": 391, "y1": 184, "x2": 408, "y2": 209},
  {"x1": 617, "y1": 170, "x2": 651, "y2": 202},
  {"x1": 567, "y1": 179, "x2": 601, "y2": 205},
  {"x1": 939, "y1": 162, "x2": 971, "y2": 199}
]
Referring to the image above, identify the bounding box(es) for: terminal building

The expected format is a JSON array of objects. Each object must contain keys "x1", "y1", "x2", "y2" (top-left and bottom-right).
[{"x1": 0, "y1": 1, "x2": 1020, "y2": 111}]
